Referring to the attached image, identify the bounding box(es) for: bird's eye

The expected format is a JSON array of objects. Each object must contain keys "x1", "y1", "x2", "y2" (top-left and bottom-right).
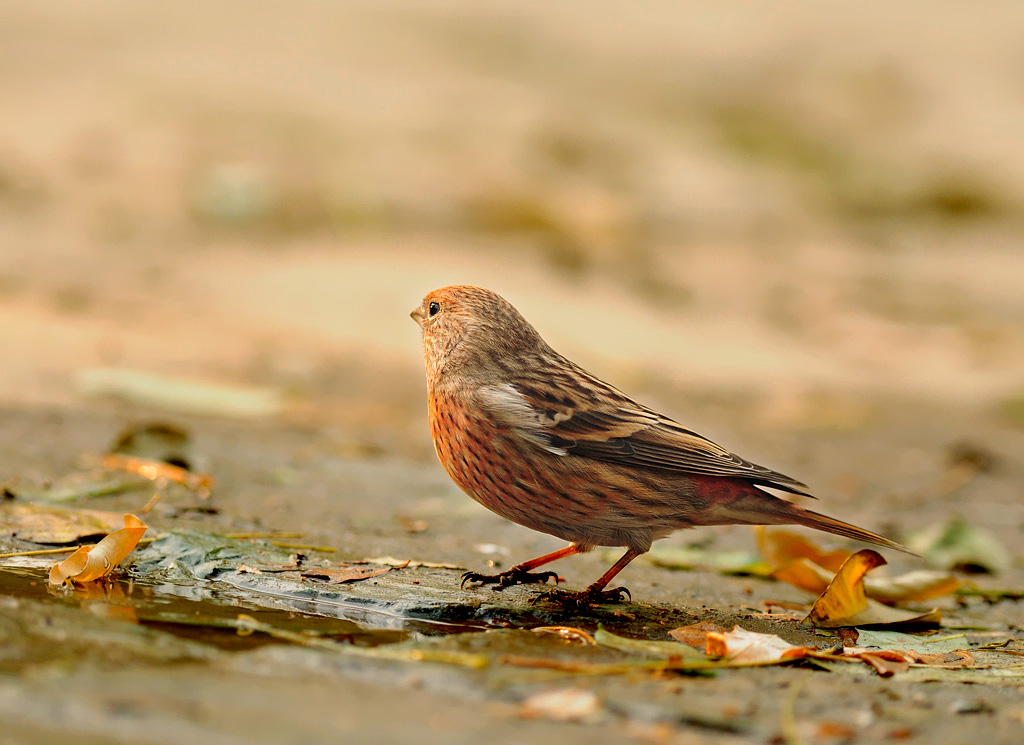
[{"x1": 428, "y1": 301, "x2": 440, "y2": 317}]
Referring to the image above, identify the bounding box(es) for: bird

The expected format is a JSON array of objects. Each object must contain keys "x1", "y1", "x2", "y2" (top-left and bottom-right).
[{"x1": 411, "y1": 285, "x2": 907, "y2": 604}]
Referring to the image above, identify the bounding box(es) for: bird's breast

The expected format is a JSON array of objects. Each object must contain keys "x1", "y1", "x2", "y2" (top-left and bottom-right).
[{"x1": 427, "y1": 388, "x2": 614, "y2": 540}]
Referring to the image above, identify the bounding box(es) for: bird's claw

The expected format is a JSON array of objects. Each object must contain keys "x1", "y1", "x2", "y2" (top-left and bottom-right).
[
  {"x1": 531, "y1": 586, "x2": 632, "y2": 608},
  {"x1": 460, "y1": 568, "x2": 561, "y2": 591}
]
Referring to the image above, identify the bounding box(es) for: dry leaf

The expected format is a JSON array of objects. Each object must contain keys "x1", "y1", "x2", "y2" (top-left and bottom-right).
[
  {"x1": 771, "y1": 557, "x2": 835, "y2": 595},
  {"x1": 757, "y1": 527, "x2": 851, "y2": 572},
  {"x1": 48, "y1": 513, "x2": 148, "y2": 585},
  {"x1": 668, "y1": 622, "x2": 726, "y2": 648},
  {"x1": 760, "y1": 528, "x2": 961, "y2": 605},
  {"x1": 0, "y1": 503, "x2": 124, "y2": 544},
  {"x1": 302, "y1": 565, "x2": 392, "y2": 584},
  {"x1": 773, "y1": 557, "x2": 960, "y2": 604},
  {"x1": 838, "y1": 647, "x2": 976, "y2": 677},
  {"x1": 856, "y1": 651, "x2": 910, "y2": 676},
  {"x1": 803, "y1": 550, "x2": 941, "y2": 628},
  {"x1": 102, "y1": 453, "x2": 214, "y2": 498},
  {"x1": 704, "y1": 626, "x2": 813, "y2": 662}
]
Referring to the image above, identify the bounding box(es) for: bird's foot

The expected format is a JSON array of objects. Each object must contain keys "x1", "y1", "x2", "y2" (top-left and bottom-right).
[
  {"x1": 460, "y1": 567, "x2": 561, "y2": 591},
  {"x1": 532, "y1": 585, "x2": 631, "y2": 608}
]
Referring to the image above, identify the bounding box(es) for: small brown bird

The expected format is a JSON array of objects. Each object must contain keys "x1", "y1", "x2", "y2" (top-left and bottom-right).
[{"x1": 411, "y1": 285, "x2": 905, "y2": 603}]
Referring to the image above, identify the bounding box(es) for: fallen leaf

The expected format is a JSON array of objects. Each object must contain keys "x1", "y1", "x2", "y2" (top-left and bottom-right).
[
  {"x1": 0, "y1": 503, "x2": 125, "y2": 543},
  {"x1": 855, "y1": 630, "x2": 967, "y2": 654},
  {"x1": 907, "y1": 517, "x2": 1012, "y2": 574},
  {"x1": 773, "y1": 557, "x2": 960, "y2": 604},
  {"x1": 704, "y1": 626, "x2": 814, "y2": 663},
  {"x1": 356, "y1": 556, "x2": 460, "y2": 569},
  {"x1": 302, "y1": 565, "x2": 392, "y2": 584},
  {"x1": 757, "y1": 527, "x2": 851, "y2": 572},
  {"x1": 856, "y1": 651, "x2": 910, "y2": 676},
  {"x1": 102, "y1": 454, "x2": 214, "y2": 499},
  {"x1": 803, "y1": 550, "x2": 941, "y2": 628},
  {"x1": 48, "y1": 513, "x2": 148, "y2": 585},
  {"x1": 838, "y1": 646, "x2": 976, "y2": 676},
  {"x1": 668, "y1": 622, "x2": 727, "y2": 648}
]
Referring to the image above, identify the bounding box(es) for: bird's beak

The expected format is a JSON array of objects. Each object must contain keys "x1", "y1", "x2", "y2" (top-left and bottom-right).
[{"x1": 410, "y1": 306, "x2": 426, "y2": 327}]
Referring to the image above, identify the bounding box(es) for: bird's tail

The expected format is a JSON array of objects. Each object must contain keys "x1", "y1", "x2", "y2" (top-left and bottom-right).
[
  {"x1": 723, "y1": 489, "x2": 912, "y2": 554},
  {"x1": 780, "y1": 504, "x2": 912, "y2": 554}
]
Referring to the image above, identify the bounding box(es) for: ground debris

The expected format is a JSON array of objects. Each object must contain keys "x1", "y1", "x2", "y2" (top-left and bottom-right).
[
  {"x1": 301, "y1": 564, "x2": 393, "y2": 584},
  {"x1": 803, "y1": 550, "x2": 942, "y2": 628}
]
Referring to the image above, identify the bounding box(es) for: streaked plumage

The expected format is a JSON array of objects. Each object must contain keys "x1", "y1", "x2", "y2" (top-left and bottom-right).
[{"x1": 411, "y1": 285, "x2": 906, "y2": 602}]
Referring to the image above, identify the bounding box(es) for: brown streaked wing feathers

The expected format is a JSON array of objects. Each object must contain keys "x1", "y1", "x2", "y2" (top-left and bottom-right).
[{"x1": 493, "y1": 383, "x2": 813, "y2": 497}]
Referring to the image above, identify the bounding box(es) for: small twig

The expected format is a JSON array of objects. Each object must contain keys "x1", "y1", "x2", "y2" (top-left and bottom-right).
[
  {"x1": 922, "y1": 633, "x2": 967, "y2": 645},
  {"x1": 224, "y1": 532, "x2": 306, "y2": 540},
  {"x1": 0, "y1": 546, "x2": 81, "y2": 558},
  {"x1": 138, "y1": 491, "x2": 163, "y2": 514},
  {"x1": 955, "y1": 588, "x2": 1024, "y2": 600},
  {"x1": 269, "y1": 541, "x2": 336, "y2": 553},
  {"x1": 0, "y1": 536, "x2": 156, "y2": 559}
]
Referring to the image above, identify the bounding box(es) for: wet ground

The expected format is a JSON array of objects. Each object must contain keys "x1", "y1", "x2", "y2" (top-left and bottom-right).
[{"x1": 1, "y1": 399, "x2": 1022, "y2": 745}]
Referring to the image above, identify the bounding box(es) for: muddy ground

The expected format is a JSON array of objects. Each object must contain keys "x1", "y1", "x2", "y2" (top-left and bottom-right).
[{"x1": 1, "y1": 2, "x2": 1023, "y2": 744}]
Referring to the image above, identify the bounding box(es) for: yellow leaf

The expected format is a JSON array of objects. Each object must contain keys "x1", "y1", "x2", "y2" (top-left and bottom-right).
[
  {"x1": 757, "y1": 527, "x2": 851, "y2": 572},
  {"x1": 48, "y1": 514, "x2": 147, "y2": 585},
  {"x1": 803, "y1": 550, "x2": 941, "y2": 628},
  {"x1": 771, "y1": 557, "x2": 833, "y2": 594}
]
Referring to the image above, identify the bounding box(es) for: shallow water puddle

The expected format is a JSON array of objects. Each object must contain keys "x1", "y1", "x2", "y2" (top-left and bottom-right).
[{"x1": 0, "y1": 565, "x2": 419, "y2": 652}]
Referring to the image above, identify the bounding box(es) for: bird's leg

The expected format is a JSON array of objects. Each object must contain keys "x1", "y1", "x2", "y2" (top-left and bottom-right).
[
  {"x1": 461, "y1": 544, "x2": 582, "y2": 590},
  {"x1": 534, "y1": 547, "x2": 642, "y2": 606}
]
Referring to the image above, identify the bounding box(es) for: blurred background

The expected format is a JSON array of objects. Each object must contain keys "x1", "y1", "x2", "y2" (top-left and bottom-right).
[{"x1": 2, "y1": 0, "x2": 1023, "y2": 464}]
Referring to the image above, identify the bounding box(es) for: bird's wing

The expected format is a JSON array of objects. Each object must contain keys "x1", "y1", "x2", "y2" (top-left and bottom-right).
[{"x1": 478, "y1": 381, "x2": 812, "y2": 496}]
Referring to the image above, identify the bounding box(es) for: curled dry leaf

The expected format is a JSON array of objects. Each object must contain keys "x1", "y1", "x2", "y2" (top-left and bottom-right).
[
  {"x1": 803, "y1": 550, "x2": 941, "y2": 628},
  {"x1": 48, "y1": 513, "x2": 148, "y2": 585},
  {"x1": 773, "y1": 558, "x2": 960, "y2": 604},
  {"x1": 762, "y1": 528, "x2": 960, "y2": 605}
]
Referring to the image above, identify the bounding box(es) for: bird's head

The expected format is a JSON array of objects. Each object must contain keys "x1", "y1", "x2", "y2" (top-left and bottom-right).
[{"x1": 411, "y1": 285, "x2": 545, "y2": 384}]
